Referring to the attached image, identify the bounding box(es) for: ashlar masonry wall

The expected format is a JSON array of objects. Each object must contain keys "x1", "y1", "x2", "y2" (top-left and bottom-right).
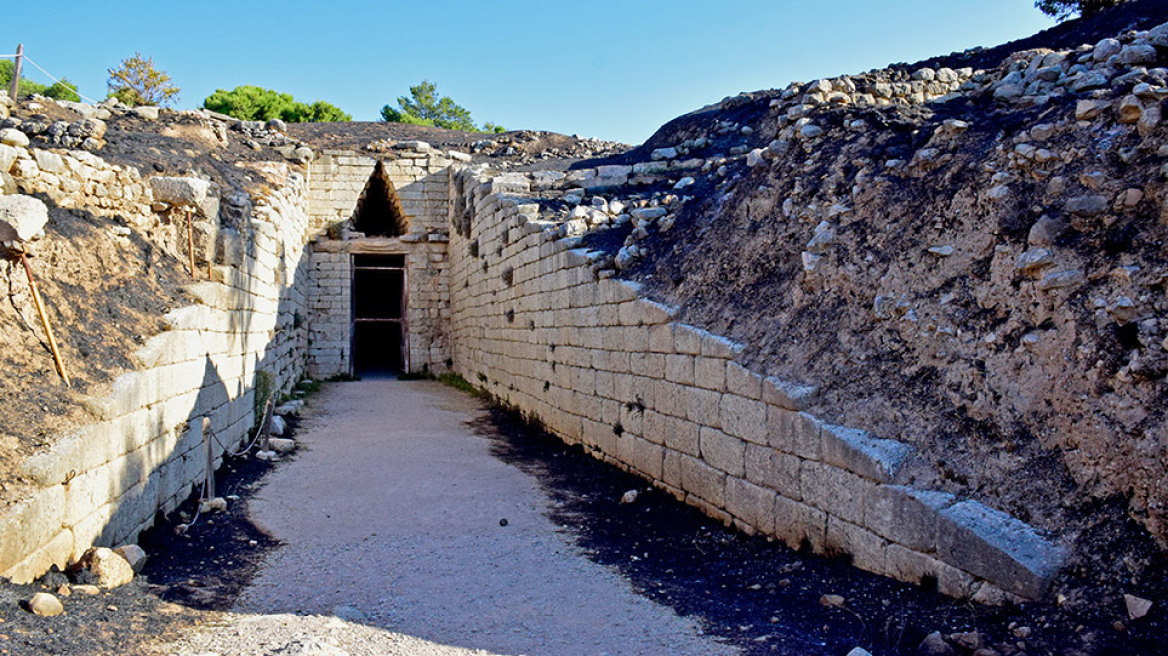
[
  {"x1": 0, "y1": 148, "x2": 314, "y2": 583},
  {"x1": 448, "y1": 167, "x2": 1067, "y2": 603},
  {"x1": 304, "y1": 145, "x2": 460, "y2": 377}
]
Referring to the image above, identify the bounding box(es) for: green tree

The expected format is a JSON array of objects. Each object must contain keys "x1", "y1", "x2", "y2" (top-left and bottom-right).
[
  {"x1": 0, "y1": 60, "x2": 81, "y2": 102},
  {"x1": 107, "y1": 53, "x2": 179, "y2": 107},
  {"x1": 203, "y1": 85, "x2": 351, "y2": 122},
  {"x1": 380, "y1": 80, "x2": 503, "y2": 132},
  {"x1": 1035, "y1": 0, "x2": 1122, "y2": 20},
  {"x1": 284, "y1": 99, "x2": 351, "y2": 123}
]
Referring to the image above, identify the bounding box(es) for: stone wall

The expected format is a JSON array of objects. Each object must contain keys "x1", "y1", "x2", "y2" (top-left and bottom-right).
[
  {"x1": 0, "y1": 153, "x2": 313, "y2": 583},
  {"x1": 303, "y1": 145, "x2": 458, "y2": 377},
  {"x1": 306, "y1": 144, "x2": 463, "y2": 236},
  {"x1": 307, "y1": 238, "x2": 451, "y2": 377},
  {"x1": 447, "y1": 167, "x2": 1067, "y2": 603}
]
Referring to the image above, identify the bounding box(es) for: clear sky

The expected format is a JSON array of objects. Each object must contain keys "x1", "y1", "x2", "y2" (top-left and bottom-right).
[{"x1": 2, "y1": 1, "x2": 1055, "y2": 144}]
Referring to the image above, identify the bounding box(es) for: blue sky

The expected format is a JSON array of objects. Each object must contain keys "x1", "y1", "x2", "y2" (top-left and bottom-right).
[{"x1": 3, "y1": 1, "x2": 1055, "y2": 144}]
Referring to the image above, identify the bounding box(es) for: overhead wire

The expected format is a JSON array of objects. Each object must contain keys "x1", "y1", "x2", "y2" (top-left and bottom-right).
[{"x1": 22, "y1": 55, "x2": 101, "y2": 104}]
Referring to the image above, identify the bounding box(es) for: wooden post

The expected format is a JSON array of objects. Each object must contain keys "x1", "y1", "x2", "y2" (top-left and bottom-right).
[
  {"x1": 8, "y1": 43, "x2": 22, "y2": 100},
  {"x1": 186, "y1": 208, "x2": 196, "y2": 278},
  {"x1": 19, "y1": 251, "x2": 70, "y2": 386}
]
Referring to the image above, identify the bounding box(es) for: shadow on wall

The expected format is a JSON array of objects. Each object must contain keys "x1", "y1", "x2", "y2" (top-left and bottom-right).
[{"x1": 352, "y1": 161, "x2": 409, "y2": 237}]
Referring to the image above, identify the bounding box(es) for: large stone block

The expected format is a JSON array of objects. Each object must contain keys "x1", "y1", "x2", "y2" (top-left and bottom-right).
[
  {"x1": 617, "y1": 434, "x2": 664, "y2": 480},
  {"x1": 766, "y1": 408, "x2": 822, "y2": 459},
  {"x1": 725, "y1": 362, "x2": 762, "y2": 399},
  {"x1": 936, "y1": 501, "x2": 1067, "y2": 600},
  {"x1": 699, "y1": 427, "x2": 745, "y2": 477},
  {"x1": 773, "y1": 495, "x2": 827, "y2": 552},
  {"x1": 684, "y1": 387, "x2": 722, "y2": 428},
  {"x1": 799, "y1": 461, "x2": 873, "y2": 525},
  {"x1": 864, "y1": 485, "x2": 955, "y2": 552},
  {"x1": 720, "y1": 394, "x2": 767, "y2": 444},
  {"x1": 725, "y1": 478, "x2": 776, "y2": 534},
  {"x1": 0, "y1": 486, "x2": 67, "y2": 575},
  {"x1": 679, "y1": 454, "x2": 726, "y2": 506},
  {"x1": 826, "y1": 517, "x2": 888, "y2": 574},
  {"x1": 820, "y1": 424, "x2": 909, "y2": 483}
]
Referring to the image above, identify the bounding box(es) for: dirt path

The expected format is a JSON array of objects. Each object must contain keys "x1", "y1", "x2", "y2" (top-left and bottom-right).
[{"x1": 162, "y1": 379, "x2": 735, "y2": 656}]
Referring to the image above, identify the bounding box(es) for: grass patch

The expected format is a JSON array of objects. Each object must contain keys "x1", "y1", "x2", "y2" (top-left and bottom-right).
[{"x1": 438, "y1": 372, "x2": 484, "y2": 397}]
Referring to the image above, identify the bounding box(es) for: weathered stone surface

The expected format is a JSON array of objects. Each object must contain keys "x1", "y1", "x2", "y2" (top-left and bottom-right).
[
  {"x1": 73, "y1": 547, "x2": 134, "y2": 589},
  {"x1": 936, "y1": 501, "x2": 1066, "y2": 600},
  {"x1": 821, "y1": 424, "x2": 909, "y2": 482},
  {"x1": 864, "y1": 485, "x2": 956, "y2": 551},
  {"x1": 150, "y1": 176, "x2": 211, "y2": 207},
  {"x1": 0, "y1": 128, "x2": 29, "y2": 147},
  {"x1": 0, "y1": 194, "x2": 49, "y2": 242},
  {"x1": 113, "y1": 544, "x2": 147, "y2": 572}
]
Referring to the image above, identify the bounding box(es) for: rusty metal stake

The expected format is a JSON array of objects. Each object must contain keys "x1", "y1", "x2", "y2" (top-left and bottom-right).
[
  {"x1": 186, "y1": 208, "x2": 196, "y2": 278},
  {"x1": 19, "y1": 250, "x2": 70, "y2": 386}
]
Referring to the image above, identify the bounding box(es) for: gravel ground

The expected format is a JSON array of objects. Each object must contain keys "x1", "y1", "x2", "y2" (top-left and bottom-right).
[{"x1": 160, "y1": 379, "x2": 734, "y2": 656}]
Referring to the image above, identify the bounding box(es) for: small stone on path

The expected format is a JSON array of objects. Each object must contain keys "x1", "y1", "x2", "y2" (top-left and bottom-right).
[{"x1": 27, "y1": 592, "x2": 63, "y2": 617}]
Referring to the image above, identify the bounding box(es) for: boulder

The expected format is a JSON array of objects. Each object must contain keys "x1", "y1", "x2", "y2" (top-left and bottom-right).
[
  {"x1": 0, "y1": 194, "x2": 49, "y2": 243},
  {"x1": 150, "y1": 176, "x2": 211, "y2": 208},
  {"x1": 72, "y1": 547, "x2": 134, "y2": 589},
  {"x1": 0, "y1": 127, "x2": 29, "y2": 147},
  {"x1": 113, "y1": 544, "x2": 147, "y2": 572}
]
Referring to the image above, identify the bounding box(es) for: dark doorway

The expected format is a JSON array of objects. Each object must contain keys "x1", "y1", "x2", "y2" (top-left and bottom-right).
[
  {"x1": 352, "y1": 161, "x2": 409, "y2": 237},
  {"x1": 352, "y1": 254, "x2": 408, "y2": 375}
]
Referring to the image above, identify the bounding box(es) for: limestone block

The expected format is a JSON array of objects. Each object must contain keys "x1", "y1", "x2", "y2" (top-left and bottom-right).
[
  {"x1": 581, "y1": 418, "x2": 617, "y2": 455},
  {"x1": 799, "y1": 461, "x2": 874, "y2": 525},
  {"x1": 767, "y1": 407, "x2": 822, "y2": 459},
  {"x1": 699, "y1": 427, "x2": 745, "y2": 477},
  {"x1": 936, "y1": 501, "x2": 1067, "y2": 600},
  {"x1": 678, "y1": 453, "x2": 726, "y2": 506},
  {"x1": 820, "y1": 424, "x2": 910, "y2": 483},
  {"x1": 864, "y1": 485, "x2": 955, "y2": 552},
  {"x1": 645, "y1": 325, "x2": 673, "y2": 354},
  {"x1": 773, "y1": 495, "x2": 827, "y2": 552},
  {"x1": 725, "y1": 478, "x2": 776, "y2": 534},
  {"x1": 653, "y1": 380, "x2": 687, "y2": 419},
  {"x1": 661, "y1": 413, "x2": 701, "y2": 456},
  {"x1": 745, "y1": 445, "x2": 802, "y2": 500},
  {"x1": 693, "y1": 358, "x2": 726, "y2": 392},
  {"x1": 664, "y1": 354, "x2": 695, "y2": 386},
  {"x1": 826, "y1": 517, "x2": 888, "y2": 574},
  {"x1": 725, "y1": 362, "x2": 762, "y2": 399},
  {"x1": 763, "y1": 376, "x2": 819, "y2": 411},
  {"x1": 617, "y1": 434, "x2": 664, "y2": 479},
  {"x1": 720, "y1": 394, "x2": 767, "y2": 444},
  {"x1": 1, "y1": 529, "x2": 74, "y2": 585},
  {"x1": 0, "y1": 486, "x2": 67, "y2": 574},
  {"x1": 684, "y1": 387, "x2": 722, "y2": 428}
]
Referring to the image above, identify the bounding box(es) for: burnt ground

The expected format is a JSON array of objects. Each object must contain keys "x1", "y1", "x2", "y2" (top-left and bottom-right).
[
  {"x1": 0, "y1": 416, "x2": 292, "y2": 656},
  {"x1": 0, "y1": 387, "x2": 1163, "y2": 655},
  {"x1": 0, "y1": 202, "x2": 191, "y2": 505},
  {"x1": 479, "y1": 405, "x2": 1168, "y2": 656}
]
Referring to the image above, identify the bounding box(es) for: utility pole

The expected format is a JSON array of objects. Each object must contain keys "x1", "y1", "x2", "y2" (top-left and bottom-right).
[{"x1": 9, "y1": 43, "x2": 23, "y2": 100}]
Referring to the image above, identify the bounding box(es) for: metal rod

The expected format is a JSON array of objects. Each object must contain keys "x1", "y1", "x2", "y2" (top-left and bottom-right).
[
  {"x1": 186, "y1": 209, "x2": 196, "y2": 278},
  {"x1": 202, "y1": 417, "x2": 215, "y2": 500},
  {"x1": 9, "y1": 44, "x2": 22, "y2": 100},
  {"x1": 19, "y1": 251, "x2": 69, "y2": 386}
]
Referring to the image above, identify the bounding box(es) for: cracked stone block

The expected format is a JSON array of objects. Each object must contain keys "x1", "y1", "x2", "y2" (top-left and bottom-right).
[
  {"x1": 821, "y1": 423, "x2": 910, "y2": 482},
  {"x1": 936, "y1": 500, "x2": 1067, "y2": 600},
  {"x1": 766, "y1": 408, "x2": 822, "y2": 459}
]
